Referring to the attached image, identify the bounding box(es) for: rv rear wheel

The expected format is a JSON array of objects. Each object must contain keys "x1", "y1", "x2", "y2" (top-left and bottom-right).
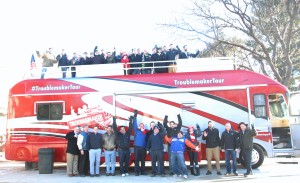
[{"x1": 239, "y1": 144, "x2": 264, "y2": 169}]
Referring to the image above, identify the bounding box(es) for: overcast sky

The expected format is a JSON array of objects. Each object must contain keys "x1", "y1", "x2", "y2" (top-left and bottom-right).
[{"x1": 0, "y1": 0, "x2": 204, "y2": 110}]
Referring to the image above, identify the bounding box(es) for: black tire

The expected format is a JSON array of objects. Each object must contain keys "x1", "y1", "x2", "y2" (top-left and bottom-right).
[{"x1": 239, "y1": 144, "x2": 264, "y2": 169}]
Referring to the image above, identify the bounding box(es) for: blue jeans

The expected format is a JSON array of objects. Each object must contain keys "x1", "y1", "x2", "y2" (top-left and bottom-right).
[
  {"x1": 118, "y1": 149, "x2": 130, "y2": 174},
  {"x1": 89, "y1": 149, "x2": 101, "y2": 175},
  {"x1": 132, "y1": 69, "x2": 140, "y2": 75},
  {"x1": 150, "y1": 150, "x2": 165, "y2": 175},
  {"x1": 225, "y1": 150, "x2": 237, "y2": 173},
  {"x1": 171, "y1": 152, "x2": 188, "y2": 176},
  {"x1": 168, "y1": 146, "x2": 179, "y2": 174},
  {"x1": 142, "y1": 69, "x2": 151, "y2": 74},
  {"x1": 134, "y1": 146, "x2": 146, "y2": 174},
  {"x1": 41, "y1": 68, "x2": 47, "y2": 79},
  {"x1": 104, "y1": 150, "x2": 116, "y2": 173}
]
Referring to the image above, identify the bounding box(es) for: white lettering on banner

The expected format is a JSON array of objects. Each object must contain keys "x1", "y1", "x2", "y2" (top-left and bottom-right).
[
  {"x1": 174, "y1": 78, "x2": 225, "y2": 86},
  {"x1": 31, "y1": 84, "x2": 81, "y2": 91},
  {"x1": 68, "y1": 114, "x2": 104, "y2": 127}
]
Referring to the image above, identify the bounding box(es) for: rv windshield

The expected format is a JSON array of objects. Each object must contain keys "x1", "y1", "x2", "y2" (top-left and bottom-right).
[{"x1": 290, "y1": 92, "x2": 300, "y2": 116}]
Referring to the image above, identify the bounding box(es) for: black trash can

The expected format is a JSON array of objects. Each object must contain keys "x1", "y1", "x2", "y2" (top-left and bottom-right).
[{"x1": 38, "y1": 148, "x2": 55, "y2": 174}]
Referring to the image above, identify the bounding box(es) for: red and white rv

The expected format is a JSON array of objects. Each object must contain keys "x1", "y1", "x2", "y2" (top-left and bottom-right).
[{"x1": 5, "y1": 58, "x2": 295, "y2": 169}]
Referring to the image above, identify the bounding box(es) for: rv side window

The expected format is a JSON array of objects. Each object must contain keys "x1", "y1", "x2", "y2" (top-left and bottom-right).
[
  {"x1": 253, "y1": 94, "x2": 267, "y2": 118},
  {"x1": 37, "y1": 103, "x2": 63, "y2": 120}
]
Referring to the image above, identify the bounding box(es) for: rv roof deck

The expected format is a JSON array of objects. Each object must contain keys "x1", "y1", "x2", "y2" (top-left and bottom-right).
[{"x1": 25, "y1": 57, "x2": 236, "y2": 79}]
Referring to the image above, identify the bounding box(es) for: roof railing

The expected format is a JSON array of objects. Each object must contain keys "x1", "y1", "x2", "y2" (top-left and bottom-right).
[{"x1": 24, "y1": 57, "x2": 236, "y2": 79}]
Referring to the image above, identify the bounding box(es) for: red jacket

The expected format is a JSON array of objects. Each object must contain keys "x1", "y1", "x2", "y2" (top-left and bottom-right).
[{"x1": 121, "y1": 56, "x2": 130, "y2": 69}]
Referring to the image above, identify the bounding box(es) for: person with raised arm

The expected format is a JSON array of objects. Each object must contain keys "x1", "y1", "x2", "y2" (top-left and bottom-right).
[
  {"x1": 112, "y1": 116, "x2": 133, "y2": 177},
  {"x1": 163, "y1": 114, "x2": 182, "y2": 176},
  {"x1": 133, "y1": 110, "x2": 148, "y2": 176}
]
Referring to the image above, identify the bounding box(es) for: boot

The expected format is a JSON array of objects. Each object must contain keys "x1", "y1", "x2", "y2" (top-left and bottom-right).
[
  {"x1": 190, "y1": 166, "x2": 195, "y2": 175},
  {"x1": 194, "y1": 165, "x2": 200, "y2": 176}
]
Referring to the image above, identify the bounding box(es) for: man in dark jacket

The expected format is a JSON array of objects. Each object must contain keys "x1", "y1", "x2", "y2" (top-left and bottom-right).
[
  {"x1": 141, "y1": 50, "x2": 152, "y2": 74},
  {"x1": 163, "y1": 114, "x2": 182, "y2": 175},
  {"x1": 65, "y1": 126, "x2": 80, "y2": 176},
  {"x1": 238, "y1": 122, "x2": 257, "y2": 177},
  {"x1": 185, "y1": 124, "x2": 202, "y2": 176},
  {"x1": 221, "y1": 123, "x2": 239, "y2": 176},
  {"x1": 129, "y1": 49, "x2": 142, "y2": 74},
  {"x1": 176, "y1": 45, "x2": 200, "y2": 59},
  {"x1": 86, "y1": 126, "x2": 103, "y2": 177},
  {"x1": 57, "y1": 49, "x2": 69, "y2": 78},
  {"x1": 112, "y1": 116, "x2": 133, "y2": 177},
  {"x1": 133, "y1": 110, "x2": 148, "y2": 176},
  {"x1": 202, "y1": 121, "x2": 221, "y2": 175},
  {"x1": 92, "y1": 50, "x2": 106, "y2": 64},
  {"x1": 146, "y1": 123, "x2": 166, "y2": 177}
]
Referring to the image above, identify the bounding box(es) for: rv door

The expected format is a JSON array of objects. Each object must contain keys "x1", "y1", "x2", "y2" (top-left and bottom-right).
[
  {"x1": 289, "y1": 91, "x2": 300, "y2": 150},
  {"x1": 268, "y1": 94, "x2": 293, "y2": 150}
]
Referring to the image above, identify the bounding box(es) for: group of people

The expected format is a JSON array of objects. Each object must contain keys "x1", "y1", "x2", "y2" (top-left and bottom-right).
[
  {"x1": 33, "y1": 44, "x2": 200, "y2": 78},
  {"x1": 203, "y1": 121, "x2": 257, "y2": 177},
  {"x1": 65, "y1": 110, "x2": 257, "y2": 180}
]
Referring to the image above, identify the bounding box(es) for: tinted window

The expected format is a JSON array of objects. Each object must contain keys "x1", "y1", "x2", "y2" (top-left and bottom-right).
[
  {"x1": 37, "y1": 103, "x2": 63, "y2": 120},
  {"x1": 253, "y1": 94, "x2": 267, "y2": 118}
]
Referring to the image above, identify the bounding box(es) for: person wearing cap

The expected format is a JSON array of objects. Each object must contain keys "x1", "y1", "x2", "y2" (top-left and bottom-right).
[
  {"x1": 112, "y1": 116, "x2": 133, "y2": 177},
  {"x1": 65, "y1": 126, "x2": 80, "y2": 177},
  {"x1": 133, "y1": 110, "x2": 148, "y2": 176},
  {"x1": 163, "y1": 114, "x2": 182, "y2": 175},
  {"x1": 86, "y1": 126, "x2": 103, "y2": 177},
  {"x1": 102, "y1": 125, "x2": 116, "y2": 176},
  {"x1": 165, "y1": 131, "x2": 200, "y2": 179},
  {"x1": 203, "y1": 121, "x2": 222, "y2": 175},
  {"x1": 184, "y1": 124, "x2": 202, "y2": 176},
  {"x1": 221, "y1": 123, "x2": 239, "y2": 176},
  {"x1": 238, "y1": 122, "x2": 257, "y2": 177},
  {"x1": 146, "y1": 122, "x2": 166, "y2": 177}
]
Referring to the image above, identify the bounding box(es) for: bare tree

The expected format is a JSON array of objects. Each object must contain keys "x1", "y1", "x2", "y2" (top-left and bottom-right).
[{"x1": 160, "y1": 0, "x2": 300, "y2": 87}]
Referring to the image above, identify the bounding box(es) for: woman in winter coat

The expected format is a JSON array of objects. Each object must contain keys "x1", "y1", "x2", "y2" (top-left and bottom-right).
[
  {"x1": 185, "y1": 124, "x2": 202, "y2": 176},
  {"x1": 120, "y1": 52, "x2": 130, "y2": 75}
]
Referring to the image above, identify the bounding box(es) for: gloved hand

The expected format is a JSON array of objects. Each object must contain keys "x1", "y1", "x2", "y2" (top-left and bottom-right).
[
  {"x1": 251, "y1": 124, "x2": 255, "y2": 130},
  {"x1": 129, "y1": 116, "x2": 133, "y2": 122},
  {"x1": 133, "y1": 110, "x2": 138, "y2": 118}
]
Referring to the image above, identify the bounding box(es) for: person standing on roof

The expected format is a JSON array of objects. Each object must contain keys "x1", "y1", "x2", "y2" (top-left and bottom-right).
[
  {"x1": 112, "y1": 116, "x2": 133, "y2": 177},
  {"x1": 121, "y1": 52, "x2": 130, "y2": 75},
  {"x1": 133, "y1": 110, "x2": 148, "y2": 176},
  {"x1": 163, "y1": 114, "x2": 182, "y2": 176},
  {"x1": 177, "y1": 45, "x2": 200, "y2": 59},
  {"x1": 41, "y1": 47, "x2": 57, "y2": 79},
  {"x1": 185, "y1": 124, "x2": 202, "y2": 176},
  {"x1": 57, "y1": 49, "x2": 69, "y2": 78},
  {"x1": 202, "y1": 121, "x2": 222, "y2": 175}
]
